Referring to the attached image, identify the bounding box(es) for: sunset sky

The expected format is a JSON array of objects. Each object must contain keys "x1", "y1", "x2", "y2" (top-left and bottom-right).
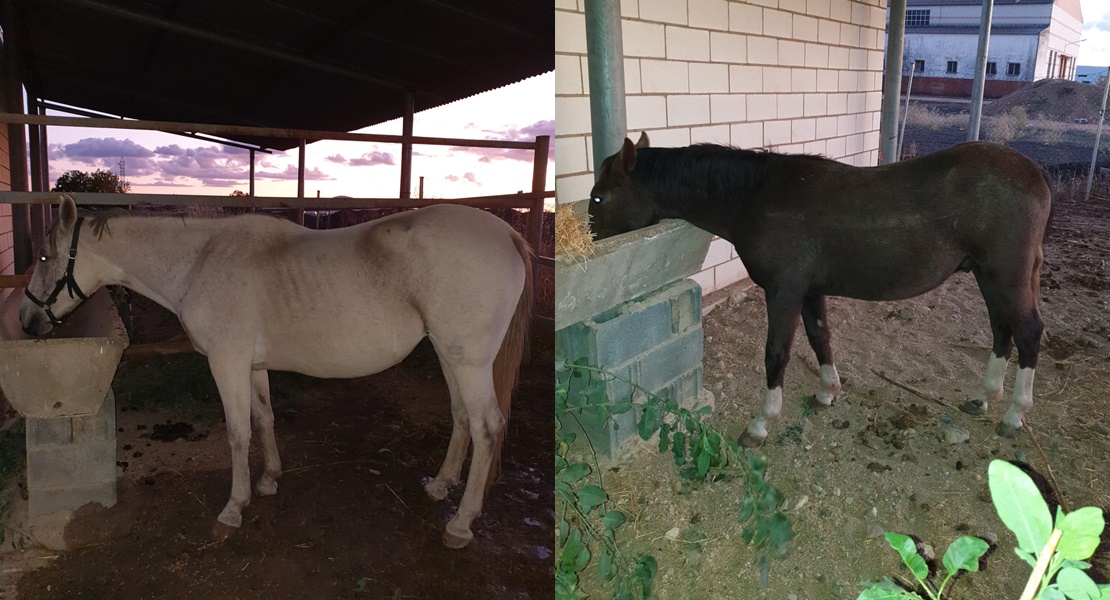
[{"x1": 43, "y1": 72, "x2": 554, "y2": 201}]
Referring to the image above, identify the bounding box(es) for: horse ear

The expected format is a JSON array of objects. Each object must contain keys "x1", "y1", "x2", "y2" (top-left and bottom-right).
[
  {"x1": 59, "y1": 194, "x2": 77, "y2": 229},
  {"x1": 635, "y1": 131, "x2": 650, "y2": 149},
  {"x1": 619, "y1": 138, "x2": 637, "y2": 173}
]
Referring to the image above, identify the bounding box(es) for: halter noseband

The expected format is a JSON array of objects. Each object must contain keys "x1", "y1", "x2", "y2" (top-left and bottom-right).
[{"x1": 25, "y1": 216, "x2": 89, "y2": 325}]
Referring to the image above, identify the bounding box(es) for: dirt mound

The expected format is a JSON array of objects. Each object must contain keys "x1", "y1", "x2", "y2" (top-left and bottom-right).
[{"x1": 984, "y1": 79, "x2": 1105, "y2": 122}]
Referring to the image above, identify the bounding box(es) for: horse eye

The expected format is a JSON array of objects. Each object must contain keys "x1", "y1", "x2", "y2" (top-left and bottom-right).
[
  {"x1": 39, "y1": 255, "x2": 47, "y2": 262},
  {"x1": 592, "y1": 196, "x2": 602, "y2": 204}
]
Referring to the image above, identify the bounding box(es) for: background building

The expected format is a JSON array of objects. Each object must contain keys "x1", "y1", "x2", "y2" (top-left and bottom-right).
[{"x1": 897, "y1": 0, "x2": 1083, "y2": 98}]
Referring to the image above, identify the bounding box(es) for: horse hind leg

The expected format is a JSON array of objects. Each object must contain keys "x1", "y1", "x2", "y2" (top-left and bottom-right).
[
  {"x1": 740, "y1": 290, "x2": 802, "y2": 448},
  {"x1": 960, "y1": 311, "x2": 1012, "y2": 417},
  {"x1": 441, "y1": 365, "x2": 503, "y2": 549},
  {"x1": 424, "y1": 356, "x2": 470, "y2": 502},
  {"x1": 251, "y1": 370, "x2": 282, "y2": 497},
  {"x1": 801, "y1": 294, "x2": 841, "y2": 410}
]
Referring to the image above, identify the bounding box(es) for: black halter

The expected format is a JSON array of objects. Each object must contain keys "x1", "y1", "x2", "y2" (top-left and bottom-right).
[{"x1": 25, "y1": 216, "x2": 89, "y2": 325}]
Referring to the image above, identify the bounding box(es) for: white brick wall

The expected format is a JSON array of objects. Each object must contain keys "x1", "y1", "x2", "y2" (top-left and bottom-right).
[{"x1": 556, "y1": 0, "x2": 885, "y2": 293}]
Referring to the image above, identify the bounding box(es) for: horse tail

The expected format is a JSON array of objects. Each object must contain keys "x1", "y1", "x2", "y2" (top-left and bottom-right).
[
  {"x1": 1038, "y1": 164, "x2": 1056, "y2": 245},
  {"x1": 487, "y1": 229, "x2": 533, "y2": 492}
]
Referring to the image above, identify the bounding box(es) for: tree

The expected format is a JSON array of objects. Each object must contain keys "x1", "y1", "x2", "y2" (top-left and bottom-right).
[{"x1": 52, "y1": 169, "x2": 130, "y2": 193}]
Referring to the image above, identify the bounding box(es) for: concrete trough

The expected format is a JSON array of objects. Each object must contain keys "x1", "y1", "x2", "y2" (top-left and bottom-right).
[
  {"x1": 555, "y1": 201, "x2": 712, "y2": 331},
  {"x1": 0, "y1": 288, "x2": 129, "y2": 419}
]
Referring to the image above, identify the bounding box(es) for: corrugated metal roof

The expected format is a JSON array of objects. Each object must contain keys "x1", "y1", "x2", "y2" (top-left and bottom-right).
[
  {"x1": 907, "y1": 0, "x2": 1052, "y2": 5},
  {"x1": 14, "y1": 0, "x2": 554, "y2": 150}
]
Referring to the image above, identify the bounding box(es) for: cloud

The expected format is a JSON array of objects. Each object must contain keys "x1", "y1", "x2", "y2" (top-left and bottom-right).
[
  {"x1": 256, "y1": 165, "x2": 334, "y2": 181},
  {"x1": 52, "y1": 137, "x2": 262, "y2": 185},
  {"x1": 444, "y1": 172, "x2": 480, "y2": 185},
  {"x1": 349, "y1": 151, "x2": 395, "y2": 166},
  {"x1": 450, "y1": 119, "x2": 556, "y2": 162},
  {"x1": 1084, "y1": 14, "x2": 1110, "y2": 32},
  {"x1": 325, "y1": 154, "x2": 346, "y2": 163}
]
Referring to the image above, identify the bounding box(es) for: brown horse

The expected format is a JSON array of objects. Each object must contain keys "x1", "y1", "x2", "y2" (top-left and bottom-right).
[{"x1": 589, "y1": 134, "x2": 1051, "y2": 447}]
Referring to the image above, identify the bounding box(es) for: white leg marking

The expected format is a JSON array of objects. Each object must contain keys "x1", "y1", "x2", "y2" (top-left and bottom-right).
[
  {"x1": 973, "y1": 354, "x2": 1008, "y2": 410},
  {"x1": 815, "y1": 364, "x2": 841, "y2": 406},
  {"x1": 1002, "y1": 367, "x2": 1035, "y2": 430},
  {"x1": 746, "y1": 387, "x2": 783, "y2": 440}
]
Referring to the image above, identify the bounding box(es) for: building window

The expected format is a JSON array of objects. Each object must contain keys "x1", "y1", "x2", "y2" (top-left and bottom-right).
[
  {"x1": 947, "y1": 60, "x2": 958, "y2": 74},
  {"x1": 914, "y1": 60, "x2": 925, "y2": 73},
  {"x1": 986, "y1": 62, "x2": 997, "y2": 76},
  {"x1": 1007, "y1": 62, "x2": 1021, "y2": 76},
  {"x1": 906, "y1": 9, "x2": 930, "y2": 26}
]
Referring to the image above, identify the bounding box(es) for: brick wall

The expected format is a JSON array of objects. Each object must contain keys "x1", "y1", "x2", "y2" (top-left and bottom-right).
[
  {"x1": 556, "y1": 0, "x2": 887, "y2": 293},
  {"x1": 0, "y1": 88, "x2": 12, "y2": 279}
]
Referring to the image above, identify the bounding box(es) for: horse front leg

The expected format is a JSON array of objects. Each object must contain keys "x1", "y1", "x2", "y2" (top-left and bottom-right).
[
  {"x1": 208, "y1": 355, "x2": 253, "y2": 528},
  {"x1": 740, "y1": 291, "x2": 802, "y2": 447},
  {"x1": 801, "y1": 294, "x2": 841, "y2": 409},
  {"x1": 251, "y1": 370, "x2": 282, "y2": 496}
]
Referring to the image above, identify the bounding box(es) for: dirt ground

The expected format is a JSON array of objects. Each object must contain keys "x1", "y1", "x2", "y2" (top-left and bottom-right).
[
  {"x1": 1, "y1": 326, "x2": 554, "y2": 599},
  {"x1": 579, "y1": 183, "x2": 1110, "y2": 596}
]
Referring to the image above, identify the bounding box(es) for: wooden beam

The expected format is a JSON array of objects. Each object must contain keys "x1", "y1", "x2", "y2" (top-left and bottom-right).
[
  {"x1": 400, "y1": 91, "x2": 414, "y2": 200},
  {"x1": 0, "y1": 274, "x2": 31, "y2": 289},
  {"x1": 0, "y1": 190, "x2": 549, "y2": 209},
  {"x1": 0, "y1": 113, "x2": 538, "y2": 150}
]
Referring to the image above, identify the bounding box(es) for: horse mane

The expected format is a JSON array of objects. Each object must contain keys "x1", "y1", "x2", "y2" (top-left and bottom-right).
[
  {"x1": 631, "y1": 144, "x2": 829, "y2": 204},
  {"x1": 79, "y1": 205, "x2": 272, "y2": 239},
  {"x1": 82, "y1": 207, "x2": 132, "y2": 239}
]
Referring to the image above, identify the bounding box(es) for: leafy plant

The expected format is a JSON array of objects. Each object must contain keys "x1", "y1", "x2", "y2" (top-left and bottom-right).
[
  {"x1": 858, "y1": 460, "x2": 1108, "y2": 600},
  {"x1": 555, "y1": 358, "x2": 792, "y2": 599},
  {"x1": 859, "y1": 533, "x2": 988, "y2": 599}
]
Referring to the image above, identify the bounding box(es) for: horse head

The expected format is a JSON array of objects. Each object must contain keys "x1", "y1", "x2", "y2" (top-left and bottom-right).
[
  {"x1": 20, "y1": 194, "x2": 97, "y2": 335},
  {"x1": 588, "y1": 132, "x2": 659, "y2": 240}
]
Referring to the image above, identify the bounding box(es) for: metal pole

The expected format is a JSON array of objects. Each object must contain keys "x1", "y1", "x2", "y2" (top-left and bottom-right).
[
  {"x1": 297, "y1": 138, "x2": 306, "y2": 225},
  {"x1": 1084, "y1": 67, "x2": 1110, "y2": 202},
  {"x1": 400, "y1": 91, "x2": 414, "y2": 199},
  {"x1": 897, "y1": 66, "x2": 915, "y2": 160},
  {"x1": 418, "y1": 176, "x2": 424, "y2": 200},
  {"x1": 967, "y1": 0, "x2": 994, "y2": 142},
  {"x1": 879, "y1": 0, "x2": 907, "y2": 165},
  {"x1": 585, "y1": 0, "x2": 627, "y2": 176},
  {"x1": 249, "y1": 149, "x2": 256, "y2": 197}
]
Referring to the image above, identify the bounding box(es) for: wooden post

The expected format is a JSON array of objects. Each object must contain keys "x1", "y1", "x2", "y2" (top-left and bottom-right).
[
  {"x1": 249, "y1": 149, "x2": 256, "y2": 197},
  {"x1": 296, "y1": 138, "x2": 306, "y2": 225},
  {"x1": 27, "y1": 95, "x2": 45, "y2": 250},
  {"x1": 400, "y1": 91, "x2": 414, "y2": 199},
  {"x1": 3, "y1": 0, "x2": 31, "y2": 273},
  {"x1": 524, "y1": 135, "x2": 550, "y2": 364}
]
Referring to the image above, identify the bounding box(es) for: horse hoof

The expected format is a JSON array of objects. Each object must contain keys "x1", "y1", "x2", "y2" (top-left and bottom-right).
[
  {"x1": 808, "y1": 395, "x2": 834, "y2": 411},
  {"x1": 209, "y1": 521, "x2": 238, "y2": 543},
  {"x1": 738, "y1": 430, "x2": 765, "y2": 448},
  {"x1": 217, "y1": 508, "x2": 242, "y2": 529},
  {"x1": 255, "y1": 478, "x2": 278, "y2": 497},
  {"x1": 442, "y1": 528, "x2": 473, "y2": 549},
  {"x1": 997, "y1": 422, "x2": 1021, "y2": 438},
  {"x1": 959, "y1": 401, "x2": 986, "y2": 416},
  {"x1": 424, "y1": 479, "x2": 450, "y2": 502}
]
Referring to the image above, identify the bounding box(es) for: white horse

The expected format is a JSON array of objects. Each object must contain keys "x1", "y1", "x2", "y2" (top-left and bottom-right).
[{"x1": 21, "y1": 195, "x2": 532, "y2": 548}]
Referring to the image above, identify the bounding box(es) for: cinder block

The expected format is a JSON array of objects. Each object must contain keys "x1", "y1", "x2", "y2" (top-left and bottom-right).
[
  {"x1": 830, "y1": 0, "x2": 852, "y2": 22},
  {"x1": 729, "y1": 3, "x2": 762, "y2": 34},
  {"x1": 627, "y1": 95, "x2": 668, "y2": 131},
  {"x1": 625, "y1": 58, "x2": 641, "y2": 93},
  {"x1": 779, "y1": 93, "x2": 804, "y2": 119},
  {"x1": 827, "y1": 92, "x2": 848, "y2": 114},
  {"x1": 593, "y1": 302, "x2": 675, "y2": 369},
  {"x1": 804, "y1": 93, "x2": 828, "y2": 117},
  {"x1": 792, "y1": 68, "x2": 817, "y2": 92},
  {"x1": 803, "y1": 139, "x2": 828, "y2": 156},
  {"x1": 818, "y1": 19, "x2": 839, "y2": 43},
  {"x1": 636, "y1": 326, "x2": 704, "y2": 393},
  {"x1": 748, "y1": 37, "x2": 778, "y2": 65},
  {"x1": 556, "y1": 96, "x2": 592, "y2": 136},
  {"x1": 729, "y1": 65, "x2": 763, "y2": 93},
  {"x1": 640, "y1": 0, "x2": 688, "y2": 24},
  {"x1": 690, "y1": 63, "x2": 729, "y2": 93},
  {"x1": 710, "y1": 94, "x2": 746, "y2": 123},
  {"x1": 27, "y1": 438, "x2": 116, "y2": 490},
  {"x1": 793, "y1": 15, "x2": 819, "y2": 41},
  {"x1": 840, "y1": 23, "x2": 860, "y2": 46},
  {"x1": 691, "y1": 124, "x2": 731, "y2": 144},
  {"x1": 826, "y1": 135, "x2": 847, "y2": 158},
  {"x1": 555, "y1": 10, "x2": 587, "y2": 54},
  {"x1": 641, "y1": 59, "x2": 690, "y2": 93},
  {"x1": 556, "y1": 135, "x2": 589, "y2": 175},
  {"x1": 764, "y1": 119, "x2": 792, "y2": 146},
  {"x1": 807, "y1": 0, "x2": 831, "y2": 18},
  {"x1": 666, "y1": 26, "x2": 710, "y2": 61},
  {"x1": 779, "y1": 40, "x2": 806, "y2": 66},
  {"x1": 815, "y1": 115, "x2": 838, "y2": 138},
  {"x1": 763, "y1": 9, "x2": 793, "y2": 38},
  {"x1": 27, "y1": 418, "x2": 72, "y2": 447},
  {"x1": 792, "y1": 118, "x2": 817, "y2": 143},
  {"x1": 670, "y1": 282, "x2": 702, "y2": 334},
  {"x1": 816, "y1": 69, "x2": 840, "y2": 92},
  {"x1": 851, "y1": 1, "x2": 870, "y2": 25},
  {"x1": 28, "y1": 480, "x2": 116, "y2": 518},
  {"x1": 828, "y1": 46, "x2": 850, "y2": 70},
  {"x1": 849, "y1": 48, "x2": 868, "y2": 70},
  {"x1": 763, "y1": 67, "x2": 792, "y2": 93},
  {"x1": 556, "y1": 172, "x2": 595, "y2": 205},
  {"x1": 731, "y1": 121, "x2": 763, "y2": 147},
  {"x1": 805, "y1": 43, "x2": 829, "y2": 68},
  {"x1": 555, "y1": 54, "x2": 583, "y2": 95},
  {"x1": 689, "y1": 0, "x2": 729, "y2": 31},
  {"x1": 710, "y1": 31, "x2": 746, "y2": 63},
  {"x1": 668, "y1": 95, "x2": 711, "y2": 127},
  {"x1": 72, "y1": 390, "x2": 115, "y2": 442},
  {"x1": 624, "y1": 20, "x2": 667, "y2": 58},
  {"x1": 747, "y1": 94, "x2": 778, "y2": 121}
]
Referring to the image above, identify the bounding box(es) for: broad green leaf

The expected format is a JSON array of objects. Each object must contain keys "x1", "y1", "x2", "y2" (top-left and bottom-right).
[
  {"x1": 696, "y1": 450, "x2": 710, "y2": 476},
  {"x1": 631, "y1": 554, "x2": 658, "y2": 598},
  {"x1": 658, "y1": 422, "x2": 670, "y2": 453},
  {"x1": 1057, "y1": 507, "x2": 1105, "y2": 561},
  {"x1": 885, "y1": 533, "x2": 929, "y2": 581},
  {"x1": 574, "y1": 543, "x2": 591, "y2": 571},
  {"x1": 578, "y1": 485, "x2": 607, "y2": 513},
  {"x1": 560, "y1": 462, "x2": 590, "y2": 484},
  {"x1": 559, "y1": 539, "x2": 585, "y2": 570},
  {"x1": 989, "y1": 460, "x2": 1053, "y2": 552},
  {"x1": 1057, "y1": 567, "x2": 1100, "y2": 600},
  {"x1": 1041, "y1": 588, "x2": 1066, "y2": 600},
  {"x1": 1097, "y1": 584, "x2": 1110, "y2": 600},
  {"x1": 555, "y1": 481, "x2": 576, "y2": 505},
  {"x1": 857, "y1": 579, "x2": 922, "y2": 600},
  {"x1": 672, "y1": 431, "x2": 686, "y2": 465},
  {"x1": 942, "y1": 536, "x2": 989, "y2": 574},
  {"x1": 1015, "y1": 547, "x2": 1037, "y2": 568},
  {"x1": 601, "y1": 510, "x2": 627, "y2": 531},
  {"x1": 637, "y1": 404, "x2": 662, "y2": 440},
  {"x1": 598, "y1": 549, "x2": 614, "y2": 582}
]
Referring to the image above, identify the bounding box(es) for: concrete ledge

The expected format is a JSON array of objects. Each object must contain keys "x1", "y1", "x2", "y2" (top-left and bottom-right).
[
  {"x1": 26, "y1": 480, "x2": 117, "y2": 519},
  {"x1": 556, "y1": 204, "x2": 711, "y2": 330},
  {"x1": 27, "y1": 438, "x2": 117, "y2": 491}
]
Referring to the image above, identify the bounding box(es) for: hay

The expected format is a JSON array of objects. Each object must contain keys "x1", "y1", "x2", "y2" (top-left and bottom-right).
[{"x1": 555, "y1": 203, "x2": 595, "y2": 260}]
